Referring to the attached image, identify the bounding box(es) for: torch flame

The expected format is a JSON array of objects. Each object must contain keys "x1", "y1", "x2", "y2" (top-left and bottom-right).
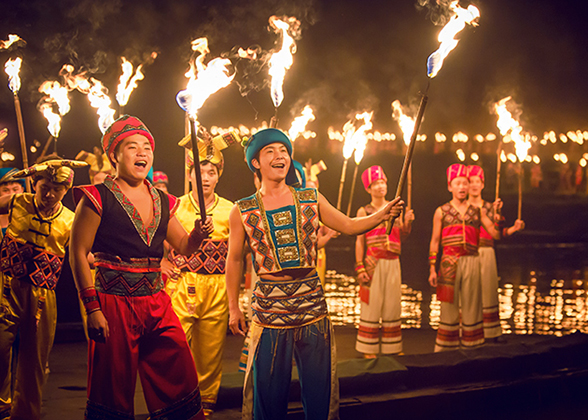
[
  {"x1": 288, "y1": 105, "x2": 315, "y2": 141},
  {"x1": 176, "y1": 37, "x2": 235, "y2": 122},
  {"x1": 0, "y1": 34, "x2": 24, "y2": 50},
  {"x1": 493, "y1": 96, "x2": 531, "y2": 162},
  {"x1": 391, "y1": 100, "x2": 415, "y2": 146},
  {"x1": 4, "y1": 57, "x2": 22, "y2": 94},
  {"x1": 342, "y1": 112, "x2": 373, "y2": 163},
  {"x1": 60, "y1": 65, "x2": 116, "y2": 133},
  {"x1": 427, "y1": 1, "x2": 480, "y2": 78},
  {"x1": 116, "y1": 57, "x2": 145, "y2": 107},
  {"x1": 268, "y1": 16, "x2": 300, "y2": 108},
  {"x1": 38, "y1": 81, "x2": 71, "y2": 138}
]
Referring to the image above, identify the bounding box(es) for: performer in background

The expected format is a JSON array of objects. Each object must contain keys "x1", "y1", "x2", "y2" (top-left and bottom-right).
[
  {"x1": 355, "y1": 166, "x2": 414, "y2": 357},
  {"x1": 69, "y1": 115, "x2": 212, "y2": 420},
  {"x1": 0, "y1": 159, "x2": 83, "y2": 420},
  {"x1": 428, "y1": 163, "x2": 501, "y2": 352},
  {"x1": 467, "y1": 165, "x2": 524, "y2": 342},
  {"x1": 226, "y1": 128, "x2": 403, "y2": 420},
  {"x1": 152, "y1": 171, "x2": 169, "y2": 193},
  {"x1": 0, "y1": 168, "x2": 25, "y2": 236},
  {"x1": 164, "y1": 129, "x2": 238, "y2": 417}
]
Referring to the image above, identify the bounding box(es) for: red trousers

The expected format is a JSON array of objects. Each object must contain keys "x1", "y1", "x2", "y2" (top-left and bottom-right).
[{"x1": 85, "y1": 291, "x2": 204, "y2": 420}]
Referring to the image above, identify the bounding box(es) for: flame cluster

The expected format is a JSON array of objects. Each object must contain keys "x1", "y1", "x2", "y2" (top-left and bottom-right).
[
  {"x1": 340, "y1": 112, "x2": 373, "y2": 164},
  {"x1": 391, "y1": 100, "x2": 416, "y2": 146},
  {"x1": 494, "y1": 96, "x2": 531, "y2": 162},
  {"x1": 268, "y1": 16, "x2": 301, "y2": 108},
  {"x1": 38, "y1": 81, "x2": 71, "y2": 138},
  {"x1": 288, "y1": 105, "x2": 315, "y2": 141}
]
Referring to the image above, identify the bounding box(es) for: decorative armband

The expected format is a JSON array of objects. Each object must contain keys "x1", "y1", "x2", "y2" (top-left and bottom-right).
[
  {"x1": 79, "y1": 287, "x2": 101, "y2": 315},
  {"x1": 428, "y1": 252, "x2": 438, "y2": 265},
  {"x1": 355, "y1": 261, "x2": 366, "y2": 275},
  {"x1": 502, "y1": 227, "x2": 510, "y2": 238}
]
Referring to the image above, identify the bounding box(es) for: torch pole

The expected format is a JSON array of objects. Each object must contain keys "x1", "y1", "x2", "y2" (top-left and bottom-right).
[
  {"x1": 189, "y1": 118, "x2": 207, "y2": 223},
  {"x1": 517, "y1": 162, "x2": 523, "y2": 220},
  {"x1": 13, "y1": 94, "x2": 30, "y2": 192},
  {"x1": 495, "y1": 140, "x2": 502, "y2": 201},
  {"x1": 184, "y1": 114, "x2": 190, "y2": 195},
  {"x1": 407, "y1": 163, "x2": 412, "y2": 210},
  {"x1": 336, "y1": 158, "x2": 349, "y2": 211},
  {"x1": 39, "y1": 135, "x2": 54, "y2": 160},
  {"x1": 270, "y1": 107, "x2": 279, "y2": 128},
  {"x1": 387, "y1": 92, "x2": 428, "y2": 234},
  {"x1": 346, "y1": 163, "x2": 360, "y2": 217}
]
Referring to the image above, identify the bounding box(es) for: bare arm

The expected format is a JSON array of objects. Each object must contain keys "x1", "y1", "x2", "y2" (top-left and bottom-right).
[
  {"x1": 226, "y1": 204, "x2": 248, "y2": 336},
  {"x1": 480, "y1": 209, "x2": 500, "y2": 240},
  {"x1": 318, "y1": 193, "x2": 403, "y2": 236},
  {"x1": 69, "y1": 196, "x2": 109, "y2": 342},
  {"x1": 428, "y1": 207, "x2": 443, "y2": 287},
  {"x1": 354, "y1": 207, "x2": 370, "y2": 285},
  {"x1": 166, "y1": 215, "x2": 213, "y2": 256}
]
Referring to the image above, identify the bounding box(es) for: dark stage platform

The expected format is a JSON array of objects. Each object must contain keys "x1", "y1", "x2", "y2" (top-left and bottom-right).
[{"x1": 42, "y1": 325, "x2": 588, "y2": 419}]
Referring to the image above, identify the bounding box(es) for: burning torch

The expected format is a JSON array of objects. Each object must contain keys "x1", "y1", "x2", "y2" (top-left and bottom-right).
[
  {"x1": 4, "y1": 56, "x2": 30, "y2": 192},
  {"x1": 388, "y1": 1, "x2": 480, "y2": 234},
  {"x1": 176, "y1": 37, "x2": 235, "y2": 222},
  {"x1": 268, "y1": 16, "x2": 300, "y2": 128},
  {"x1": 38, "y1": 80, "x2": 71, "y2": 155},
  {"x1": 116, "y1": 53, "x2": 157, "y2": 116}
]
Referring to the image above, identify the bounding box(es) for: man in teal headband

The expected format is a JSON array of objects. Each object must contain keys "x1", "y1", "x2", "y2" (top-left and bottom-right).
[{"x1": 226, "y1": 128, "x2": 404, "y2": 420}]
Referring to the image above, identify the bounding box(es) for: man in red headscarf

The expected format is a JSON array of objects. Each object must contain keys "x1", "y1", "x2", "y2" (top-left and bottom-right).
[
  {"x1": 354, "y1": 165, "x2": 414, "y2": 357},
  {"x1": 69, "y1": 115, "x2": 212, "y2": 420},
  {"x1": 428, "y1": 163, "x2": 501, "y2": 352},
  {"x1": 467, "y1": 165, "x2": 524, "y2": 342}
]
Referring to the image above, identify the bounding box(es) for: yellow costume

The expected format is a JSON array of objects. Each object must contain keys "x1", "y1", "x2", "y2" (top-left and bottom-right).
[
  {"x1": 0, "y1": 193, "x2": 74, "y2": 420},
  {"x1": 165, "y1": 193, "x2": 232, "y2": 416}
]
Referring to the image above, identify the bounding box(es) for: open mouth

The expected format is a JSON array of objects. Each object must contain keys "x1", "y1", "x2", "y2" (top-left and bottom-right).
[
  {"x1": 135, "y1": 160, "x2": 147, "y2": 169},
  {"x1": 271, "y1": 162, "x2": 286, "y2": 169}
]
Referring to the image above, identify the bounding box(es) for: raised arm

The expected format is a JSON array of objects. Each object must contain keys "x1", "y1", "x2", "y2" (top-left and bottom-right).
[
  {"x1": 480, "y1": 207, "x2": 500, "y2": 240},
  {"x1": 428, "y1": 207, "x2": 443, "y2": 287},
  {"x1": 318, "y1": 192, "x2": 403, "y2": 236},
  {"x1": 69, "y1": 195, "x2": 107, "y2": 342},
  {"x1": 226, "y1": 204, "x2": 248, "y2": 336}
]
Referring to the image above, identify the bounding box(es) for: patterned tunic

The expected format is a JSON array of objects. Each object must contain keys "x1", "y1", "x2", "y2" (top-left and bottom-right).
[
  {"x1": 0, "y1": 193, "x2": 73, "y2": 290},
  {"x1": 237, "y1": 187, "x2": 326, "y2": 328},
  {"x1": 437, "y1": 202, "x2": 481, "y2": 303}
]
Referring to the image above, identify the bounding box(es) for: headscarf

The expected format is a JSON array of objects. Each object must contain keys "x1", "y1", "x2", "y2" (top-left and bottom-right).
[
  {"x1": 361, "y1": 165, "x2": 387, "y2": 190},
  {"x1": 101, "y1": 115, "x2": 154, "y2": 164}
]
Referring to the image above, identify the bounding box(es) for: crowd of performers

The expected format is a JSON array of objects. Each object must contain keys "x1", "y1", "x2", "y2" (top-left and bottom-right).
[{"x1": 0, "y1": 114, "x2": 524, "y2": 420}]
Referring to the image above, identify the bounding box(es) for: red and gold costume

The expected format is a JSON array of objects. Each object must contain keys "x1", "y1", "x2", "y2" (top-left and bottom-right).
[
  {"x1": 434, "y1": 164, "x2": 484, "y2": 352},
  {"x1": 355, "y1": 166, "x2": 409, "y2": 355},
  {"x1": 165, "y1": 192, "x2": 232, "y2": 415},
  {"x1": 0, "y1": 193, "x2": 73, "y2": 420},
  {"x1": 74, "y1": 173, "x2": 204, "y2": 420}
]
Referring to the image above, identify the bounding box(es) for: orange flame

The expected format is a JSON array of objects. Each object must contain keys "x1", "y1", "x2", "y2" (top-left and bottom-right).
[
  {"x1": 4, "y1": 57, "x2": 22, "y2": 94},
  {"x1": 342, "y1": 112, "x2": 373, "y2": 163},
  {"x1": 60, "y1": 65, "x2": 116, "y2": 133},
  {"x1": 268, "y1": 16, "x2": 300, "y2": 108},
  {"x1": 427, "y1": 1, "x2": 480, "y2": 78},
  {"x1": 391, "y1": 100, "x2": 415, "y2": 146},
  {"x1": 0, "y1": 34, "x2": 23, "y2": 50},
  {"x1": 116, "y1": 57, "x2": 145, "y2": 107},
  {"x1": 493, "y1": 96, "x2": 531, "y2": 162},
  {"x1": 288, "y1": 105, "x2": 315, "y2": 141},
  {"x1": 177, "y1": 37, "x2": 235, "y2": 122},
  {"x1": 38, "y1": 81, "x2": 71, "y2": 137}
]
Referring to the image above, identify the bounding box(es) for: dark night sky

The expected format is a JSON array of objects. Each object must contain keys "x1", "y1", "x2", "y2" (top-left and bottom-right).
[{"x1": 1, "y1": 0, "x2": 587, "y2": 203}]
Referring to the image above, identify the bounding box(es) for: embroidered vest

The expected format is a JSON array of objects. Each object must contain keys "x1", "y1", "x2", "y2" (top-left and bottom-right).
[
  {"x1": 237, "y1": 187, "x2": 319, "y2": 275},
  {"x1": 73, "y1": 177, "x2": 175, "y2": 296}
]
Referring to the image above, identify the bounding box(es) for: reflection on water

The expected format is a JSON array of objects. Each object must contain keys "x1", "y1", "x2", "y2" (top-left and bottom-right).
[
  {"x1": 323, "y1": 270, "x2": 423, "y2": 328},
  {"x1": 239, "y1": 264, "x2": 588, "y2": 337}
]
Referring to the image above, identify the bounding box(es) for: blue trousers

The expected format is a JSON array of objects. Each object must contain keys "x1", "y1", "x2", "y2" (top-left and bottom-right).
[{"x1": 246, "y1": 317, "x2": 338, "y2": 420}]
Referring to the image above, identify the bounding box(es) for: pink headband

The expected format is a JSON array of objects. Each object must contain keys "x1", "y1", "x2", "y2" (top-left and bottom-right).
[
  {"x1": 361, "y1": 165, "x2": 387, "y2": 190},
  {"x1": 467, "y1": 165, "x2": 485, "y2": 183},
  {"x1": 447, "y1": 163, "x2": 468, "y2": 185}
]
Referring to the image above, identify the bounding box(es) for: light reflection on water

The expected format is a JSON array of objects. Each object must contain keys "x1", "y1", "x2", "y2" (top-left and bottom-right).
[{"x1": 239, "y1": 267, "x2": 588, "y2": 337}]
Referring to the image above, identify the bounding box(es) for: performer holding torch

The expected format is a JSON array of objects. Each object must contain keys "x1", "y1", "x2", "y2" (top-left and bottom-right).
[
  {"x1": 355, "y1": 166, "x2": 414, "y2": 358},
  {"x1": 69, "y1": 115, "x2": 212, "y2": 420},
  {"x1": 467, "y1": 165, "x2": 524, "y2": 342},
  {"x1": 226, "y1": 128, "x2": 403, "y2": 420},
  {"x1": 163, "y1": 129, "x2": 239, "y2": 418}
]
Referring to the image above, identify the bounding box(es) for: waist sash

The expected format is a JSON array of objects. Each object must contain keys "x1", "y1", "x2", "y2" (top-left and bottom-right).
[
  {"x1": 94, "y1": 252, "x2": 163, "y2": 296},
  {"x1": 169, "y1": 239, "x2": 228, "y2": 275}
]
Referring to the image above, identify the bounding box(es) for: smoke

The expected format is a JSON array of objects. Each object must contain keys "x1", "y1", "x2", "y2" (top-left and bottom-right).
[{"x1": 416, "y1": 0, "x2": 462, "y2": 26}]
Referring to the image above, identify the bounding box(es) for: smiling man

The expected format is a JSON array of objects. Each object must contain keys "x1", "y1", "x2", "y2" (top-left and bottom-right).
[
  {"x1": 69, "y1": 115, "x2": 211, "y2": 420},
  {"x1": 0, "y1": 159, "x2": 80, "y2": 420},
  {"x1": 226, "y1": 128, "x2": 404, "y2": 420},
  {"x1": 164, "y1": 130, "x2": 238, "y2": 418},
  {"x1": 428, "y1": 163, "x2": 501, "y2": 352}
]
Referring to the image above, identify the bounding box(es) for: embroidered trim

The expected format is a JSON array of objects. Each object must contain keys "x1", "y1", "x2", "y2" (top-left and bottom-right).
[{"x1": 103, "y1": 176, "x2": 162, "y2": 247}]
